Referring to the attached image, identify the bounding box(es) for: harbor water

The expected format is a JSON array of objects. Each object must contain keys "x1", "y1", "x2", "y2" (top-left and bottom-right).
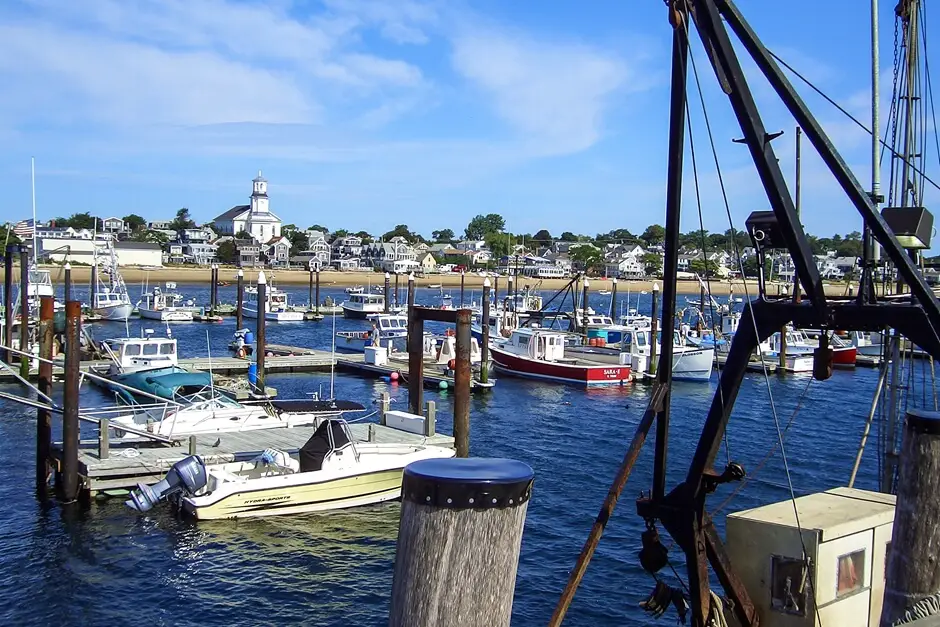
[{"x1": 0, "y1": 283, "x2": 885, "y2": 625}]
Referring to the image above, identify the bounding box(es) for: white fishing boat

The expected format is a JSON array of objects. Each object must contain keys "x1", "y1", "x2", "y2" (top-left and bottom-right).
[
  {"x1": 243, "y1": 273, "x2": 304, "y2": 322},
  {"x1": 342, "y1": 292, "x2": 386, "y2": 319},
  {"x1": 92, "y1": 241, "x2": 133, "y2": 321},
  {"x1": 102, "y1": 332, "x2": 180, "y2": 375},
  {"x1": 336, "y1": 313, "x2": 408, "y2": 352},
  {"x1": 569, "y1": 328, "x2": 714, "y2": 381},
  {"x1": 126, "y1": 419, "x2": 456, "y2": 519},
  {"x1": 137, "y1": 285, "x2": 194, "y2": 322}
]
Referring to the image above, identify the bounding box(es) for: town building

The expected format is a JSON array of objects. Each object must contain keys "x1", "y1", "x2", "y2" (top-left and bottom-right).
[
  {"x1": 266, "y1": 236, "x2": 291, "y2": 268},
  {"x1": 212, "y1": 172, "x2": 282, "y2": 244},
  {"x1": 102, "y1": 217, "x2": 125, "y2": 234}
]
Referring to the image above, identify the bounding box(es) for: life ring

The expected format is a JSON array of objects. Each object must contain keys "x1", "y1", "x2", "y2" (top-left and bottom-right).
[{"x1": 237, "y1": 347, "x2": 246, "y2": 358}]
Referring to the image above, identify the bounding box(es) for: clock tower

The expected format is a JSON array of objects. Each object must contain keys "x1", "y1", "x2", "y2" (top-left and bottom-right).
[{"x1": 250, "y1": 170, "x2": 269, "y2": 214}]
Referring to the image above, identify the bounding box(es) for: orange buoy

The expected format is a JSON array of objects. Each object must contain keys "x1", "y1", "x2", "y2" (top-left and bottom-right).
[
  {"x1": 597, "y1": 338, "x2": 606, "y2": 347},
  {"x1": 448, "y1": 359, "x2": 456, "y2": 370}
]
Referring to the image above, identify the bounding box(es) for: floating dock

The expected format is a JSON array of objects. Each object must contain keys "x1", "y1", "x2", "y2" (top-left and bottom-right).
[{"x1": 54, "y1": 422, "x2": 455, "y2": 494}]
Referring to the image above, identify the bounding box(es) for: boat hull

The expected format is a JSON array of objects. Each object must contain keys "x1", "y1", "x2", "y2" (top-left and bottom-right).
[
  {"x1": 243, "y1": 306, "x2": 305, "y2": 322},
  {"x1": 490, "y1": 346, "x2": 631, "y2": 385},
  {"x1": 138, "y1": 308, "x2": 194, "y2": 322},
  {"x1": 342, "y1": 304, "x2": 385, "y2": 319},
  {"x1": 94, "y1": 303, "x2": 134, "y2": 321},
  {"x1": 567, "y1": 345, "x2": 714, "y2": 381}
]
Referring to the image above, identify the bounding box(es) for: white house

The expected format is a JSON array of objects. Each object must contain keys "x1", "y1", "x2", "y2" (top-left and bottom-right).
[
  {"x1": 102, "y1": 217, "x2": 125, "y2": 233},
  {"x1": 114, "y1": 242, "x2": 163, "y2": 267},
  {"x1": 212, "y1": 172, "x2": 282, "y2": 244},
  {"x1": 35, "y1": 226, "x2": 93, "y2": 240},
  {"x1": 363, "y1": 240, "x2": 418, "y2": 273},
  {"x1": 266, "y1": 235, "x2": 291, "y2": 268},
  {"x1": 292, "y1": 233, "x2": 331, "y2": 270}
]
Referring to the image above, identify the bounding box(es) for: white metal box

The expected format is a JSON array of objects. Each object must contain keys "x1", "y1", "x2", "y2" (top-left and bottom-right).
[
  {"x1": 384, "y1": 410, "x2": 426, "y2": 436},
  {"x1": 364, "y1": 345, "x2": 388, "y2": 366},
  {"x1": 726, "y1": 487, "x2": 895, "y2": 627}
]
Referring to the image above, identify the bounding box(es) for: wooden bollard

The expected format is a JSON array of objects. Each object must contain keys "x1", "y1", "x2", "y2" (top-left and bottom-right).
[
  {"x1": 308, "y1": 268, "x2": 314, "y2": 310},
  {"x1": 98, "y1": 418, "x2": 110, "y2": 460},
  {"x1": 389, "y1": 458, "x2": 534, "y2": 627},
  {"x1": 315, "y1": 269, "x2": 321, "y2": 314},
  {"x1": 36, "y1": 296, "x2": 54, "y2": 499},
  {"x1": 394, "y1": 272, "x2": 399, "y2": 308},
  {"x1": 581, "y1": 278, "x2": 590, "y2": 336},
  {"x1": 883, "y1": 409, "x2": 940, "y2": 625},
  {"x1": 381, "y1": 392, "x2": 390, "y2": 426},
  {"x1": 3, "y1": 243, "x2": 14, "y2": 364},
  {"x1": 256, "y1": 271, "x2": 267, "y2": 388},
  {"x1": 454, "y1": 308, "x2": 471, "y2": 458},
  {"x1": 19, "y1": 245, "x2": 29, "y2": 378},
  {"x1": 59, "y1": 300, "x2": 81, "y2": 502}
]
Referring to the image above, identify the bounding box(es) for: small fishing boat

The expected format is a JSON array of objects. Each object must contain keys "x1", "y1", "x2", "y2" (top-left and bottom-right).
[
  {"x1": 126, "y1": 419, "x2": 456, "y2": 519},
  {"x1": 570, "y1": 328, "x2": 714, "y2": 381},
  {"x1": 489, "y1": 327, "x2": 631, "y2": 385},
  {"x1": 244, "y1": 281, "x2": 304, "y2": 322},
  {"x1": 137, "y1": 285, "x2": 194, "y2": 322},
  {"x1": 92, "y1": 242, "x2": 133, "y2": 321},
  {"x1": 345, "y1": 285, "x2": 364, "y2": 294},
  {"x1": 598, "y1": 289, "x2": 611, "y2": 296},
  {"x1": 336, "y1": 314, "x2": 408, "y2": 352},
  {"x1": 765, "y1": 328, "x2": 858, "y2": 366},
  {"x1": 342, "y1": 292, "x2": 386, "y2": 319},
  {"x1": 428, "y1": 283, "x2": 442, "y2": 289}
]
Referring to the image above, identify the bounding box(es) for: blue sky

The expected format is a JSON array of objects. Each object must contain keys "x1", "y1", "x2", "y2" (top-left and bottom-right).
[{"x1": 1, "y1": 0, "x2": 936, "y2": 243}]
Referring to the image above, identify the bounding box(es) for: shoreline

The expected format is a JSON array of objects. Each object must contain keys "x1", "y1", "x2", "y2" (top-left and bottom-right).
[{"x1": 6, "y1": 264, "x2": 865, "y2": 297}]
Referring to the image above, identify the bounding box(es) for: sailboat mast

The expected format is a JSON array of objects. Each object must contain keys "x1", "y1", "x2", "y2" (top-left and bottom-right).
[
  {"x1": 30, "y1": 157, "x2": 37, "y2": 266},
  {"x1": 870, "y1": 0, "x2": 881, "y2": 266}
]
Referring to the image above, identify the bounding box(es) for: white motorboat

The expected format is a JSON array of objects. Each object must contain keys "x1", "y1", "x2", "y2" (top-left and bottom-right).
[
  {"x1": 126, "y1": 419, "x2": 456, "y2": 519},
  {"x1": 569, "y1": 328, "x2": 714, "y2": 381},
  {"x1": 92, "y1": 241, "x2": 133, "y2": 320},
  {"x1": 244, "y1": 284, "x2": 304, "y2": 322},
  {"x1": 342, "y1": 292, "x2": 386, "y2": 319},
  {"x1": 137, "y1": 285, "x2": 194, "y2": 322},
  {"x1": 102, "y1": 332, "x2": 180, "y2": 375},
  {"x1": 336, "y1": 313, "x2": 408, "y2": 352}
]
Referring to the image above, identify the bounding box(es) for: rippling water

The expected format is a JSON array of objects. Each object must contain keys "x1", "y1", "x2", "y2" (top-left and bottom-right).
[{"x1": 0, "y1": 283, "x2": 884, "y2": 625}]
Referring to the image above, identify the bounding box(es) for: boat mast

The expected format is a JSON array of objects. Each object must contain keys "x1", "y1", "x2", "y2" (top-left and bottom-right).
[{"x1": 30, "y1": 157, "x2": 37, "y2": 266}]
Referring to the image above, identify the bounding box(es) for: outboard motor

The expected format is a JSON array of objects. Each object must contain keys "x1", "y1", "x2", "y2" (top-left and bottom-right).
[{"x1": 125, "y1": 455, "x2": 208, "y2": 512}]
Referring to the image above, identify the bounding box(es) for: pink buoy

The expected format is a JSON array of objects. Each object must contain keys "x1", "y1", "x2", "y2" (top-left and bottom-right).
[{"x1": 390, "y1": 371, "x2": 399, "y2": 381}]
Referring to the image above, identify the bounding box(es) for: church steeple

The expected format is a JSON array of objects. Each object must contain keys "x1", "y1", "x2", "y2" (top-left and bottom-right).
[{"x1": 252, "y1": 170, "x2": 268, "y2": 199}]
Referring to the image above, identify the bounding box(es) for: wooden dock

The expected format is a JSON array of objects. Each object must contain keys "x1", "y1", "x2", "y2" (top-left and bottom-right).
[
  {"x1": 55, "y1": 422, "x2": 455, "y2": 494},
  {"x1": 336, "y1": 353, "x2": 496, "y2": 391}
]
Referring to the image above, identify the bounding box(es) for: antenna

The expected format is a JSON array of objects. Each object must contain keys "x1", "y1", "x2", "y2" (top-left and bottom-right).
[{"x1": 206, "y1": 330, "x2": 215, "y2": 399}]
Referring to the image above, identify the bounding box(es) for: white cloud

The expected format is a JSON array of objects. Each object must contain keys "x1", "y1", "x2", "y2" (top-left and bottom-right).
[{"x1": 451, "y1": 30, "x2": 630, "y2": 154}]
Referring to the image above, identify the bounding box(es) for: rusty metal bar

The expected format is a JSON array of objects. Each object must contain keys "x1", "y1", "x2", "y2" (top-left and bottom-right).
[{"x1": 481, "y1": 278, "x2": 491, "y2": 384}]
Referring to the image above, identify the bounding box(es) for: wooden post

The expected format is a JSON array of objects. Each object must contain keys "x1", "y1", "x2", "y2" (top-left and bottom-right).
[
  {"x1": 882, "y1": 409, "x2": 940, "y2": 625},
  {"x1": 394, "y1": 272, "x2": 400, "y2": 309},
  {"x1": 98, "y1": 418, "x2": 110, "y2": 460},
  {"x1": 481, "y1": 278, "x2": 491, "y2": 384},
  {"x1": 90, "y1": 260, "x2": 98, "y2": 311},
  {"x1": 3, "y1": 244, "x2": 14, "y2": 364},
  {"x1": 308, "y1": 268, "x2": 314, "y2": 309},
  {"x1": 493, "y1": 275, "x2": 499, "y2": 308},
  {"x1": 779, "y1": 324, "x2": 788, "y2": 370},
  {"x1": 508, "y1": 275, "x2": 514, "y2": 313},
  {"x1": 389, "y1": 458, "x2": 534, "y2": 627},
  {"x1": 64, "y1": 262, "x2": 72, "y2": 304},
  {"x1": 649, "y1": 283, "x2": 660, "y2": 376},
  {"x1": 454, "y1": 308, "x2": 471, "y2": 458},
  {"x1": 235, "y1": 269, "x2": 244, "y2": 329},
  {"x1": 581, "y1": 278, "x2": 590, "y2": 337},
  {"x1": 381, "y1": 392, "x2": 390, "y2": 426},
  {"x1": 59, "y1": 300, "x2": 81, "y2": 502},
  {"x1": 460, "y1": 271, "x2": 465, "y2": 308},
  {"x1": 368, "y1": 423, "x2": 375, "y2": 442},
  {"x1": 609, "y1": 277, "x2": 618, "y2": 318},
  {"x1": 407, "y1": 272, "x2": 416, "y2": 311},
  {"x1": 36, "y1": 296, "x2": 54, "y2": 499},
  {"x1": 256, "y1": 271, "x2": 267, "y2": 388},
  {"x1": 209, "y1": 264, "x2": 217, "y2": 315},
  {"x1": 384, "y1": 272, "x2": 391, "y2": 314},
  {"x1": 408, "y1": 284, "x2": 423, "y2": 417},
  {"x1": 189, "y1": 435, "x2": 197, "y2": 456},
  {"x1": 425, "y1": 400, "x2": 436, "y2": 437},
  {"x1": 20, "y1": 245, "x2": 30, "y2": 377},
  {"x1": 315, "y1": 269, "x2": 321, "y2": 314}
]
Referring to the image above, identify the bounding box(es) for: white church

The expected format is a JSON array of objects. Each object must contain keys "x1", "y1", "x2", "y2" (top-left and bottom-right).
[{"x1": 213, "y1": 172, "x2": 282, "y2": 243}]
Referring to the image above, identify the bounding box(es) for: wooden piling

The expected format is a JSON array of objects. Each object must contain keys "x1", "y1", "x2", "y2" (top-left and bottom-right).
[
  {"x1": 98, "y1": 418, "x2": 110, "y2": 460},
  {"x1": 394, "y1": 272, "x2": 399, "y2": 308},
  {"x1": 454, "y1": 308, "x2": 471, "y2": 458},
  {"x1": 19, "y1": 245, "x2": 29, "y2": 378},
  {"x1": 211, "y1": 264, "x2": 219, "y2": 315},
  {"x1": 384, "y1": 272, "x2": 391, "y2": 314},
  {"x1": 381, "y1": 392, "x2": 390, "y2": 425},
  {"x1": 3, "y1": 244, "x2": 14, "y2": 364},
  {"x1": 882, "y1": 409, "x2": 940, "y2": 625},
  {"x1": 425, "y1": 400, "x2": 436, "y2": 437},
  {"x1": 256, "y1": 271, "x2": 267, "y2": 388},
  {"x1": 581, "y1": 278, "x2": 590, "y2": 336},
  {"x1": 481, "y1": 278, "x2": 491, "y2": 384},
  {"x1": 64, "y1": 262, "x2": 72, "y2": 303},
  {"x1": 389, "y1": 458, "x2": 534, "y2": 627},
  {"x1": 407, "y1": 275, "x2": 423, "y2": 416},
  {"x1": 90, "y1": 261, "x2": 98, "y2": 309},
  {"x1": 59, "y1": 300, "x2": 81, "y2": 502},
  {"x1": 236, "y1": 269, "x2": 244, "y2": 329},
  {"x1": 649, "y1": 283, "x2": 660, "y2": 375},
  {"x1": 493, "y1": 275, "x2": 499, "y2": 307},
  {"x1": 308, "y1": 268, "x2": 314, "y2": 309},
  {"x1": 460, "y1": 271, "x2": 465, "y2": 307},
  {"x1": 315, "y1": 269, "x2": 321, "y2": 314},
  {"x1": 609, "y1": 277, "x2": 618, "y2": 318},
  {"x1": 36, "y1": 296, "x2": 54, "y2": 499}
]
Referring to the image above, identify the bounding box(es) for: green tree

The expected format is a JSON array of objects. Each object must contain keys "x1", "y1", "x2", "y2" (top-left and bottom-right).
[
  {"x1": 485, "y1": 231, "x2": 511, "y2": 258},
  {"x1": 332, "y1": 229, "x2": 349, "y2": 238},
  {"x1": 641, "y1": 252, "x2": 662, "y2": 276},
  {"x1": 689, "y1": 258, "x2": 720, "y2": 277},
  {"x1": 53, "y1": 212, "x2": 98, "y2": 230},
  {"x1": 307, "y1": 224, "x2": 329, "y2": 234},
  {"x1": 122, "y1": 214, "x2": 146, "y2": 232},
  {"x1": 570, "y1": 244, "x2": 603, "y2": 273},
  {"x1": 382, "y1": 224, "x2": 417, "y2": 242},
  {"x1": 432, "y1": 228, "x2": 455, "y2": 242},
  {"x1": 464, "y1": 213, "x2": 506, "y2": 240},
  {"x1": 641, "y1": 224, "x2": 666, "y2": 246},
  {"x1": 170, "y1": 208, "x2": 196, "y2": 233},
  {"x1": 354, "y1": 230, "x2": 373, "y2": 243},
  {"x1": 595, "y1": 228, "x2": 637, "y2": 244},
  {"x1": 559, "y1": 231, "x2": 578, "y2": 242},
  {"x1": 216, "y1": 240, "x2": 237, "y2": 264},
  {"x1": 235, "y1": 229, "x2": 252, "y2": 240},
  {"x1": 532, "y1": 229, "x2": 553, "y2": 244},
  {"x1": 836, "y1": 240, "x2": 863, "y2": 258},
  {"x1": 282, "y1": 224, "x2": 309, "y2": 250},
  {"x1": 0, "y1": 224, "x2": 22, "y2": 246},
  {"x1": 131, "y1": 230, "x2": 169, "y2": 245}
]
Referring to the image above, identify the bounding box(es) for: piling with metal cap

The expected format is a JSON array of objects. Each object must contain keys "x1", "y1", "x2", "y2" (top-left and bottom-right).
[
  {"x1": 308, "y1": 268, "x2": 314, "y2": 310},
  {"x1": 59, "y1": 300, "x2": 81, "y2": 502},
  {"x1": 649, "y1": 283, "x2": 660, "y2": 376},
  {"x1": 481, "y1": 278, "x2": 491, "y2": 384},
  {"x1": 3, "y1": 244, "x2": 14, "y2": 363},
  {"x1": 236, "y1": 269, "x2": 244, "y2": 329},
  {"x1": 882, "y1": 409, "x2": 940, "y2": 625},
  {"x1": 384, "y1": 272, "x2": 391, "y2": 313},
  {"x1": 394, "y1": 272, "x2": 400, "y2": 308},
  {"x1": 209, "y1": 264, "x2": 217, "y2": 315},
  {"x1": 454, "y1": 308, "x2": 472, "y2": 458},
  {"x1": 460, "y1": 271, "x2": 465, "y2": 307},
  {"x1": 64, "y1": 262, "x2": 72, "y2": 303},
  {"x1": 36, "y1": 296, "x2": 54, "y2": 500},
  {"x1": 255, "y1": 271, "x2": 267, "y2": 388},
  {"x1": 389, "y1": 458, "x2": 535, "y2": 627},
  {"x1": 610, "y1": 277, "x2": 618, "y2": 318},
  {"x1": 90, "y1": 260, "x2": 98, "y2": 309},
  {"x1": 19, "y1": 245, "x2": 30, "y2": 377}
]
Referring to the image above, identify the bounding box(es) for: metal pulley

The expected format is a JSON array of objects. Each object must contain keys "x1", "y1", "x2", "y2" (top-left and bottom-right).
[
  {"x1": 813, "y1": 332, "x2": 833, "y2": 381},
  {"x1": 639, "y1": 523, "x2": 670, "y2": 574}
]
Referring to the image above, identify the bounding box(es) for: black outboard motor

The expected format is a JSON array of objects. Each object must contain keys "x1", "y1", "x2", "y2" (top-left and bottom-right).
[{"x1": 125, "y1": 455, "x2": 208, "y2": 512}]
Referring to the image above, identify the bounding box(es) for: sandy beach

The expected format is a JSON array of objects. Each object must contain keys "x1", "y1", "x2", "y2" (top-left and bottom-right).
[{"x1": 3, "y1": 264, "x2": 864, "y2": 297}]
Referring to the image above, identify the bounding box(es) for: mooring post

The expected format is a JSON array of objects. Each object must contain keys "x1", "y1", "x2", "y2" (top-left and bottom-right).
[
  {"x1": 90, "y1": 260, "x2": 98, "y2": 309},
  {"x1": 394, "y1": 272, "x2": 400, "y2": 309},
  {"x1": 3, "y1": 244, "x2": 14, "y2": 364},
  {"x1": 36, "y1": 296, "x2": 54, "y2": 499},
  {"x1": 454, "y1": 309, "x2": 471, "y2": 457},
  {"x1": 236, "y1": 269, "x2": 244, "y2": 330},
  {"x1": 384, "y1": 272, "x2": 391, "y2": 314},
  {"x1": 778, "y1": 323, "x2": 788, "y2": 370},
  {"x1": 381, "y1": 392, "x2": 390, "y2": 426},
  {"x1": 209, "y1": 264, "x2": 216, "y2": 315},
  {"x1": 425, "y1": 400, "x2": 436, "y2": 437},
  {"x1": 507, "y1": 275, "x2": 514, "y2": 314},
  {"x1": 649, "y1": 283, "x2": 660, "y2": 376},
  {"x1": 493, "y1": 275, "x2": 499, "y2": 308},
  {"x1": 389, "y1": 458, "x2": 534, "y2": 627},
  {"x1": 481, "y1": 278, "x2": 491, "y2": 384},
  {"x1": 98, "y1": 418, "x2": 110, "y2": 460},
  {"x1": 407, "y1": 277, "x2": 423, "y2": 416},
  {"x1": 60, "y1": 300, "x2": 81, "y2": 502},
  {"x1": 315, "y1": 269, "x2": 321, "y2": 314},
  {"x1": 64, "y1": 262, "x2": 72, "y2": 304},
  {"x1": 882, "y1": 409, "x2": 940, "y2": 625},
  {"x1": 581, "y1": 278, "x2": 590, "y2": 337},
  {"x1": 308, "y1": 268, "x2": 314, "y2": 310},
  {"x1": 609, "y1": 277, "x2": 618, "y2": 318},
  {"x1": 460, "y1": 271, "x2": 465, "y2": 308},
  {"x1": 256, "y1": 271, "x2": 267, "y2": 388},
  {"x1": 407, "y1": 272, "x2": 416, "y2": 310},
  {"x1": 189, "y1": 435, "x2": 197, "y2": 456},
  {"x1": 20, "y1": 244, "x2": 30, "y2": 378}
]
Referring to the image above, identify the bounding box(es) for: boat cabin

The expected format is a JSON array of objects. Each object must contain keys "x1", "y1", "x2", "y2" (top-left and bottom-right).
[
  {"x1": 349, "y1": 293, "x2": 384, "y2": 308},
  {"x1": 366, "y1": 314, "x2": 408, "y2": 335},
  {"x1": 104, "y1": 335, "x2": 178, "y2": 372},
  {"x1": 586, "y1": 315, "x2": 615, "y2": 328},
  {"x1": 504, "y1": 328, "x2": 567, "y2": 362}
]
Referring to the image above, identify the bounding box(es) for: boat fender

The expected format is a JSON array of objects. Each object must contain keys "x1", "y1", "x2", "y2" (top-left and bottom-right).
[{"x1": 237, "y1": 347, "x2": 246, "y2": 358}]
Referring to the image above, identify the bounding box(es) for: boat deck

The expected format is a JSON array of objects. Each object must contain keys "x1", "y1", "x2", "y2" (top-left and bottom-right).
[{"x1": 54, "y1": 422, "x2": 455, "y2": 493}]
